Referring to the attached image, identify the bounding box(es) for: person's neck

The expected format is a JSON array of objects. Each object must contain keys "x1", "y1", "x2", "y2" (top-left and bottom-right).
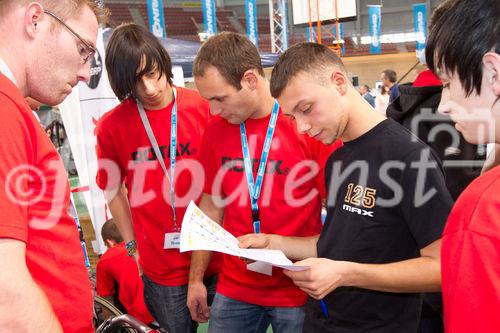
[
  {"x1": 248, "y1": 80, "x2": 275, "y2": 120},
  {"x1": 341, "y1": 91, "x2": 386, "y2": 142},
  {"x1": 164, "y1": 84, "x2": 174, "y2": 107},
  {"x1": 146, "y1": 84, "x2": 174, "y2": 110}
]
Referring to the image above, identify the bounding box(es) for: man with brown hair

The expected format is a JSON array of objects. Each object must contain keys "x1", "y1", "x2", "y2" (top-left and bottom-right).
[
  {"x1": 0, "y1": 1, "x2": 108, "y2": 332},
  {"x1": 187, "y1": 32, "x2": 338, "y2": 332},
  {"x1": 96, "y1": 23, "x2": 218, "y2": 333},
  {"x1": 381, "y1": 68, "x2": 400, "y2": 103},
  {"x1": 239, "y1": 42, "x2": 453, "y2": 332}
]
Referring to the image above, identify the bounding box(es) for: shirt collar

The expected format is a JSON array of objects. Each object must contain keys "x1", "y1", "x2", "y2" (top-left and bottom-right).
[{"x1": 0, "y1": 58, "x2": 18, "y2": 86}]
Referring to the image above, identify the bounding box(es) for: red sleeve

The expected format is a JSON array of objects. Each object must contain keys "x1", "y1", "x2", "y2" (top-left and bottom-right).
[
  {"x1": 95, "y1": 116, "x2": 125, "y2": 191},
  {"x1": 308, "y1": 137, "x2": 343, "y2": 199},
  {"x1": 95, "y1": 257, "x2": 116, "y2": 297},
  {"x1": 442, "y1": 229, "x2": 500, "y2": 331},
  {"x1": 0, "y1": 94, "x2": 31, "y2": 242},
  {"x1": 198, "y1": 121, "x2": 218, "y2": 195}
]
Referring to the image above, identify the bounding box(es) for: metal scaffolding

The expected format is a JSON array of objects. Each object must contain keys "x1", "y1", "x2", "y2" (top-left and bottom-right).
[{"x1": 268, "y1": 0, "x2": 288, "y2": 53}]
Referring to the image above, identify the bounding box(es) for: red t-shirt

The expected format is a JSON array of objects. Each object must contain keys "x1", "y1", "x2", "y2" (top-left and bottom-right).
[
  {"x1": 413, "y1": 69, "x2": 442, "y2": 87},
  {"x1": 0, "y1": 74, "x2": 93, "y2": 332},
  {"x1": 441, "y1": 166, "x2": 500, "y2": 333},
  {"x1": 95, "y1": 87, "x2": 219, "y2": 286},
  {"x1": 96, "y1": 243, "x2": 154, "y2": 324},
  {"x1": 200, "y1": 111, "x2": 341, "y2": 307}
]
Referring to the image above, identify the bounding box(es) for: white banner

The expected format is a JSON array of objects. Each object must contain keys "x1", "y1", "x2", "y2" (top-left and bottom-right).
[{"x1": 60, "y1": 27, "x2": 118, "y2": 255}]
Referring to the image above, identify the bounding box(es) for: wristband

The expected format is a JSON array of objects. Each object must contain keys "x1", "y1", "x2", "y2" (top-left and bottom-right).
[{"x1": 125, "y1": 240, "x2": 137, "y2": 257}]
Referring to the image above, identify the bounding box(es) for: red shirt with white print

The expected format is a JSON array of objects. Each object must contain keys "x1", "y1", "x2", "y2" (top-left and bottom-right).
[
  {"x1": 95, "y1": 87, "x2": 219, "y2": 286},
  {"x1": 200, "y1": 109, "x2": 341, "y2": 306},
  {"x1": 0, "y1": 73, "x2": 93, "y2": 332}
]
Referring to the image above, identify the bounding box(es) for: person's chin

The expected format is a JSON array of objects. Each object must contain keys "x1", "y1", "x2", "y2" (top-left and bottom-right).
[
  {"x1": 225, "y1": 116, "x2": 241, "y2": 125},
  {"x1": 461, "y1": 130, "x2": 482, "y2": 145},
  {"x1": 51, "y1": 93, "x2": 69, "y2": 106}
]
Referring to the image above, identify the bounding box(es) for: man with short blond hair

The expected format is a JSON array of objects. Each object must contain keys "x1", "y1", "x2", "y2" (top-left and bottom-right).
[{"x1": 0, "y1": 1, "x2": 108, "y2": 332}]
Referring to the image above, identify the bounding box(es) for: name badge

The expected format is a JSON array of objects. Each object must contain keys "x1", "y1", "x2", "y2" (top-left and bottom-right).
[{"x1": 164, "y1": 232, "x2": 181, "y2": 249}]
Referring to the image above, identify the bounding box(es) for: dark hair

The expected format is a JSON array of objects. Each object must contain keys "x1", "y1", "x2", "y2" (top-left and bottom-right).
[
  {"x1": 426, "y1": 0, "x2": 500, "y2": 96},
  {"x1": 363, "y1": 84, "x2": 370, "y2": 90},
  {"x1": 381, "y1": 69, "x2": 397, "y2": 83},
  {"x1": 193, "y1": 32, "x2": 264, "y2": 90},
  {"x1": 105, "y1": 23, "x2": 173, "y2": 101},
  {"x1": 270, "y1": 42, "x2": 346, "y2": 98},
  {"x1": 101, "y1": 219, "x2": 123, "y2": 243}
]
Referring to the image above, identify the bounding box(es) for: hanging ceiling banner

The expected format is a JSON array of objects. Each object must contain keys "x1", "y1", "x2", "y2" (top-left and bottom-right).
[
  {"x1": 202, "y1": 0, "x2": 217, "y2": 37},
  {"x1": 245, "y1": 0, "x2": 259, "y2": 47},
  {"x1": 413, "y1": 3, "x2": 427, "y2": 54},
  {"x1": 368, "y1": 5, "x2": 381, "y2": 54},
  {"x1": 147, "y1": 0, "x2": 167, "y2": 38}
]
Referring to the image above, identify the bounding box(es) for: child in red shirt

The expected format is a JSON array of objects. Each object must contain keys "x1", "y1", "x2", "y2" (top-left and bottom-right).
[{"x1": 96, "y1": 219, "x2": 153, "y2": 325}]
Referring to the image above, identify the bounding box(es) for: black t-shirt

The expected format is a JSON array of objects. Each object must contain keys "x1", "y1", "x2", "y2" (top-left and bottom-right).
[{"x1": 304, "y1": 119, "x2": 453, "y2": 333}]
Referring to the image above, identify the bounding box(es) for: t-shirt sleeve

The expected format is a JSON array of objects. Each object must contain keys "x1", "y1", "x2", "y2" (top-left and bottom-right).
[
  {"x1": 399, "y1": 147, "x2": 453, "y2": 249},
  {"x1": 95, "y1": 119, "x2": 125, "y2": 191},
  {"x1": 0, "y1": 94, "x2": 30, "y2": 242},
  {"x1": 198, "y1": 122, "x2": 218, "y2": 195},
  {"x1": 95, "y1": 258, "x2": 115, "y2": 297}
]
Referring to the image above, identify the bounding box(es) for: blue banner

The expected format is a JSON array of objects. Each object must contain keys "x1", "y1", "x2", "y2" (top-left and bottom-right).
[
  {"x1": 202, "y1": 0, "x2": 217, "y2": 36},
  {"x1": 339, "y1": 23, "x2": 345, "y2": 55},
  {"x1": 368, "y1": 5, "x2": 381, "y2": 54},
  {"x1": 282, "y1": 0, "x2": 289, "y2": 50},
  {"x1": 332, "y1": 23, "x2": 345, "y2": 56},
  {"x1": 413, "y1": 3, "x2": 427, "y2": 53},
  {"x1": 306, "y1": 27, "x2": 315, "y2": 43},
  {"x1": 245, "y1": 0, "x2": 259, "y2": 47},
  {"x1": 147, "y1": 0, "x2": 166, "y2": 38}
]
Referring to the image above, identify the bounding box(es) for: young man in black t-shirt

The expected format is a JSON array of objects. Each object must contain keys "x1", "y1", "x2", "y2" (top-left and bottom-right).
[{"x1": 239, "y1": 43, "x2": 453, "y2": 332}]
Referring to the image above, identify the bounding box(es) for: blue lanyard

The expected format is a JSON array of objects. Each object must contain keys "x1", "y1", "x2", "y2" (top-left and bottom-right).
[
  {"x1": 137, "y1": 88, "x2": 179, "y2": 231},
  {"x1": 240, "y1": 100, "x2": 279, "y2": 234},
  {"x1": 69, "y1": 193, "x2": 90, "y2": 268}
]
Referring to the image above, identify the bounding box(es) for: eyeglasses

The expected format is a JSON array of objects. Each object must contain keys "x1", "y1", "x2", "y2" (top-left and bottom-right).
[{"x1": 43, "y1": 10, "x2": 96, "y2": 64}]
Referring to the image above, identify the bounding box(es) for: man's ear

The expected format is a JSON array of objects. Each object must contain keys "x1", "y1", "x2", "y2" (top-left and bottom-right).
[
  {"x1": 25, "y1": 2, "x2": 44, "y2": 39},
  {"x1": 241, "y1": 69, "x2": 259, "y2": 91},
  {"x1": 483, "y1": 52, "x2": 500, "y2": 97},
  {"x1": 329, "y1": 69, "x2": 349, "y2": 95}
]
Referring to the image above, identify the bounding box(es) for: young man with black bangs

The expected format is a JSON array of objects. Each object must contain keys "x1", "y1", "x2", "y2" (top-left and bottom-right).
[
  {"x1": 425, "y1": 0, "x2": 500, "y2": 331},
  {"x1": 239, "y1": 42, "x2": 454, "y2": 332},
  {"x1": 95, "y1": 23, "x2": 218, "y2": 333}
]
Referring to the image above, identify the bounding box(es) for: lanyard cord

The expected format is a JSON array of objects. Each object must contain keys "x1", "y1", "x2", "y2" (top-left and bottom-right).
[
  {"x1": 137, "y1": 88, "x2": 179, "y2": 231},
  {"x1": 240, "y1": 100, "x2": 280, "y2": 234}
]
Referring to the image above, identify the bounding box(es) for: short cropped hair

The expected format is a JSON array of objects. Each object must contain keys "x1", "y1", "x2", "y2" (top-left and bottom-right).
[
  {"x1": 105, "y1": 23, "x2": 173, "y2": 101},
  {"x1": 270, "y1": 42, "x2": 347, "y2": 98},
  {"x1": 426, "y1": 0, "x2": 500, "y2": 96},
  {"x1": 381, "y1": 69, "x2": 397, "y2": 83},
  {"x1": 101, "y1": 219, "x2": 123, "y2": 244},
  {"x1": 193, "y1": 32, "x2": 265, "y2": 90},
  {"x1": 0, "y1": 0, "x2": 109, "y2": 24}
]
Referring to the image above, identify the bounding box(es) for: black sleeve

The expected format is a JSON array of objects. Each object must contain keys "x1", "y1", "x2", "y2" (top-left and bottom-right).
[{"x1": 399, "y1": 146, "x2": 453, "y2": 249}]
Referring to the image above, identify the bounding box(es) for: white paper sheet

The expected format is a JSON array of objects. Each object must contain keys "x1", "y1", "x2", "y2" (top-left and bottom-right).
[{"x1": 180, "y1": 201, "x2": 309, "y2": 275}]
